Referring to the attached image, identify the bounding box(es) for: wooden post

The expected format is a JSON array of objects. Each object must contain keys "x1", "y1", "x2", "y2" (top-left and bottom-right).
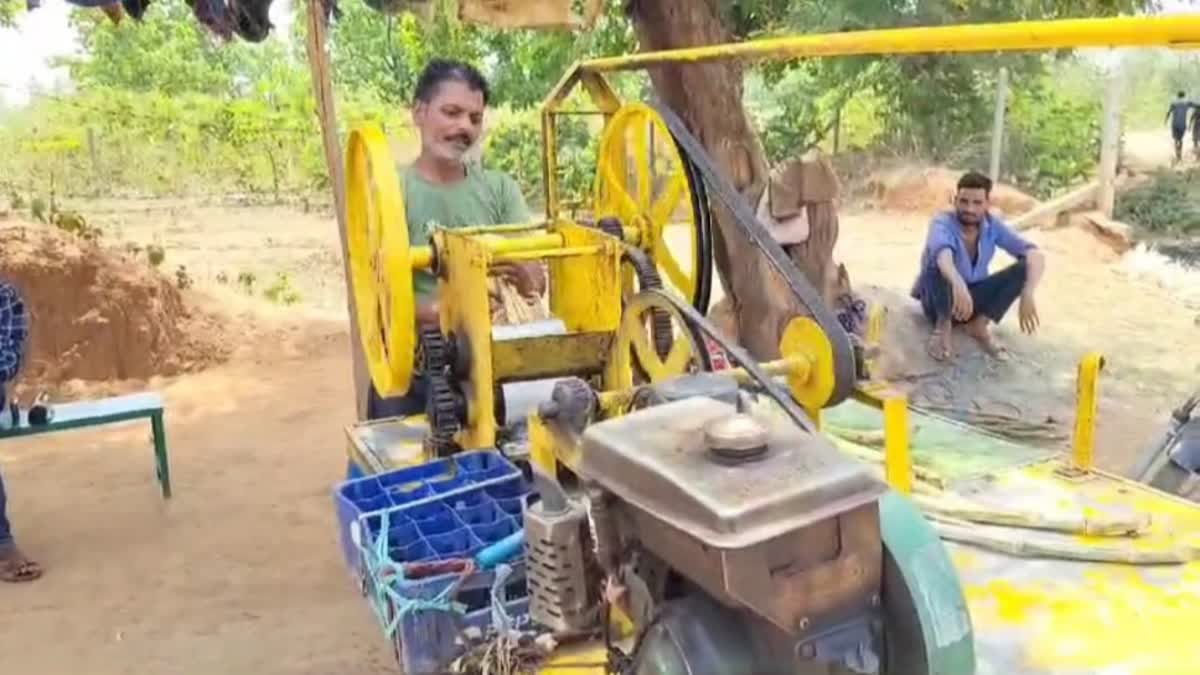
[
  {"x1": 989, "y1": 67, "x2": 1009, "y2": 182},
  {"x1": 304, "y1": 0, "x2": 369, "y2": 420},
  {"x1": 86, "y1": 127, "x2": 100, "y2": 196},
  {"x1": 832, "y1": 105, "x2": 842, "y2": 155},
  {"x1": 1098, "y1": 63, "x2": 1123, "y2": 218}
]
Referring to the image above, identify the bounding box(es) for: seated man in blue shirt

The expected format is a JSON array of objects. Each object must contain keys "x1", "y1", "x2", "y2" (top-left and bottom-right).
[
  {"x1": 911, "y1": 171, "x2": 1046, "y2": 361},
  {"x1": 0, "y1": 278, "x2": 41, "y2": 583}
]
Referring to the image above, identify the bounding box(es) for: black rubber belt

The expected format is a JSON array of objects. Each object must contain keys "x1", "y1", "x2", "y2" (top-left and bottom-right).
[
  {"x1": 650, "y1": 100, "x2": 857, "y2": 406},
  {"x1": 642, "y1": 288, "x2": 817, "y2": 432}
]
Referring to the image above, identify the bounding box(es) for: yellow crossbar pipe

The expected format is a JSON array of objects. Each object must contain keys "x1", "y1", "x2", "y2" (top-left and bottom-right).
[
  {"x1": 580, "y1": 16, "x2": 1200, "y2": 73},
  {"x1": 409, "y1": 233, "x2": 567, "y2": 270}
]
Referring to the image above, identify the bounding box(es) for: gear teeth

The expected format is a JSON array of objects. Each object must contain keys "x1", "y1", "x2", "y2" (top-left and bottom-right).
[
  {"x1": 419, "y1": 326, "x2": 464, "y2": 449},
  {"x1": 622, "y1": 247, "x2": 675, "y2": 360}
]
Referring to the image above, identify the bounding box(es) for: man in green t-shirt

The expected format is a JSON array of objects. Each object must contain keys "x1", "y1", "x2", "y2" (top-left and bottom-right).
[{"x1": 368, "y1": 59, "x2": 544, "y2": 420}]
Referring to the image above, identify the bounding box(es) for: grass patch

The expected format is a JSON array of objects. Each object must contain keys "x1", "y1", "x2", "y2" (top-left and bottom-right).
[{"x1": 1115, "y1": 168, "x2": 1200, "y2": 236}]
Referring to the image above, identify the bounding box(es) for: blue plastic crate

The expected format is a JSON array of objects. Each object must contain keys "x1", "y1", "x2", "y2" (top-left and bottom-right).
[
  {"x1": 334, "y1": 451, "x2": 525, "y2": 577},
  {"x1": 333, "y1": 451, "x2": 534, "y2": 675}
]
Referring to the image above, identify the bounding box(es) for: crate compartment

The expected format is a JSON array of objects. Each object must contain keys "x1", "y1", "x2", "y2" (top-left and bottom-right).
[
  {"x1": 484, "y1": 476, "x2": 531, "y2": 500},
  {"x1": 429, "y1": 473, "x2": 471, "y2": 494},
  {"x1": 415, "y1": 511, "x2": 461, "y2": 537},
  {"x1": 457, "y1": 501, "x2": 505, "y2": 527},
  {"x1": 442, "y1": 490, "x2": 487, "y2": 510},
  {"x1": 472, "y1": 516, "x2": 518, "y2": 544},
  {"x1": 390, "y1": 539, "x2": 435, "y2": 564},
  {"x1": 426, "y1": 527, "x2": 484, "y2": 560}
]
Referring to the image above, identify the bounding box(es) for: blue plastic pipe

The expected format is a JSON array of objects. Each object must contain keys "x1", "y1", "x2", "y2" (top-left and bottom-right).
[{"x1": 475, "y1": 529, "x2": 525, "y2": 569}]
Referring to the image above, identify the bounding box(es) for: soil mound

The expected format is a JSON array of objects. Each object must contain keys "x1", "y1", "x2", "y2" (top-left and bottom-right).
[
  {"x1": 0, "y1": 221, "x2": 229, "y2": 386},
  {"x1": 860, "y1": 165, "x2": 1039, "y2": 218}
]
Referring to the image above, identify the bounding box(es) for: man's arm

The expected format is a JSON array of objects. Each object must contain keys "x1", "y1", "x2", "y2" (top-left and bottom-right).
[
  {"x1": 992, "y1": 219, "x2": 1044, "y2": 295},
  {"x1": 924, "y1": 220, "x2": 973, "y2": 321}
]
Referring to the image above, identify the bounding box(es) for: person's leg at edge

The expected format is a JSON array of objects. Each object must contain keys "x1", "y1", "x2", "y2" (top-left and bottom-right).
[
  {"x1": 0, "y1": 451, "x2": 43, "y2": 583},
  {"x1": 919, "y1": 273, "x2": 955, "y2": 362},
  {"x1": 962, "y1": 259, "x2": 1028, "y2": 359}
]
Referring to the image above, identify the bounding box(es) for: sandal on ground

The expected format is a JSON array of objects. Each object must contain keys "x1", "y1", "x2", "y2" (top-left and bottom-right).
[{"x1": 0, "y1": 552, "x2": 43, "y2": 583}]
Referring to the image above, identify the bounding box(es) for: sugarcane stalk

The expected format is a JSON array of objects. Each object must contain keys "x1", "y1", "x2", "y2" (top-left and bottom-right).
[{"x1": 932, "y1": 516, "x2": 1199, "y2": 565}]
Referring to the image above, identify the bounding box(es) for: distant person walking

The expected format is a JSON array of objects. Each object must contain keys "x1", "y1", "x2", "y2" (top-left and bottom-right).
[{"x1": 1166, "y1": 91, "x2": 1194, "y2": 163}]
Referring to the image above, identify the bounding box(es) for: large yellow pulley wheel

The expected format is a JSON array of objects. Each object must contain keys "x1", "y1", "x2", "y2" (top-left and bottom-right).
[
  {"x1": 346, "y1": 124, "x2": 416, "y2": 397},
  {"x1": 594, "y1": 103, "x2": 713, "y2": 313}
]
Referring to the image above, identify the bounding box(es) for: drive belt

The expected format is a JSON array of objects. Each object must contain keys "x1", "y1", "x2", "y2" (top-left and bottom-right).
[{"x1": 651, "y1": 100, "x2": 858, "y2": 406}]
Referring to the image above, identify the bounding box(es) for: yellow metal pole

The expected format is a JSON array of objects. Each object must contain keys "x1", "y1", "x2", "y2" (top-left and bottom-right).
[
  {"x1": 580, "y1": 16, "x2": 1200, "y2": 73},
  {"x1": 883, "y1": 396, "x2": 913, "y2": 495},
  {"x1": 409, "y1": 233, "x2": 568, "y2": 270},
  {"x1": 1072, "y1": 352, "x2": 1106, "y2": 472}
]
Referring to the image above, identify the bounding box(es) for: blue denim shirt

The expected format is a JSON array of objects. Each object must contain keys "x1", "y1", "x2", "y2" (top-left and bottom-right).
[{"x1": 911, "y1": 210, "x2": 1035, "y2": 298}]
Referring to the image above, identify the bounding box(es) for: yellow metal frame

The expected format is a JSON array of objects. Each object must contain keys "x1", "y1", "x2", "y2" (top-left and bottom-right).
[
  {"x1": 1071, "y1": 352, "x2": 1105, "y2": 472},
  {"x1": 537, "y1": 15, "x2": 1200, "y2": 213}
]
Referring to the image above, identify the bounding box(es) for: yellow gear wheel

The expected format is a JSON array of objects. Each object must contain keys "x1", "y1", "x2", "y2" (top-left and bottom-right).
[
  {"x1": 778, "y1": 316, "x2": 836, "y2": 412},
  {"x1": 345, "y1": 124, "x2": 416, "y2": 397},
  {"x1": 612, "y1": 290, "x2": 710, "y2": 388},
  {"x1": 594, "y1": 103, "x2": 712, "y2": 312}
]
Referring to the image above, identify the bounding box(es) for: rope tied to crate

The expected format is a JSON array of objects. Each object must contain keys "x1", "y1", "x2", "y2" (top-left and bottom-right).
[{"x1": 359, "y1": 507, "x2": 472, "y2": 639}]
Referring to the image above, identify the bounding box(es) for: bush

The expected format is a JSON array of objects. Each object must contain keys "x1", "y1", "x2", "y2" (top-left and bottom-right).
[
  {"x1": 1004, "y1": 80, "x2": 1101, "y2": 198},
  {"x1": 482, "y1": 107, "x2": 598, "y2": 213},
  {"x1": 1115, "y1": 168, "x2": 1200, "y2": 235}
]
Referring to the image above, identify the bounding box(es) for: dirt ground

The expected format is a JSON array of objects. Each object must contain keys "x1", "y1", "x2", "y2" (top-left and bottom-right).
[{"x1": 2, "y1": 134, "x2": 1198, "y2": 673}]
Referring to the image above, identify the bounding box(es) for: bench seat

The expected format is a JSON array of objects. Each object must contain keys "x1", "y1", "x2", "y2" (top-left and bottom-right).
[{"x1": 0, "y1": 392, "x2": 171, "y2": 498}]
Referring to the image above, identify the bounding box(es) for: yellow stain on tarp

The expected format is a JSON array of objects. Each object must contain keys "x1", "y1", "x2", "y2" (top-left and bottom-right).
[
  {"x1": 966, "y1": 569, "x2": 1200, "y2": 672},
  {"x1": 963, "y1": 462, "x2": 1200, "y2": 673}
]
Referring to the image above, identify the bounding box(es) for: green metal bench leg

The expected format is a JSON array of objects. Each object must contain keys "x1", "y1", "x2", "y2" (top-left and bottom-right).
[{"x1": 151, "y1": 412, "x2": 171, "y2": 499}]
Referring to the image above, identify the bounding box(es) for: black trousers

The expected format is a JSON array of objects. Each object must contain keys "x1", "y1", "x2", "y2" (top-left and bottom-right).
[{"x1": 920, "y1": 259, "x2": 1027, "y2": 325}]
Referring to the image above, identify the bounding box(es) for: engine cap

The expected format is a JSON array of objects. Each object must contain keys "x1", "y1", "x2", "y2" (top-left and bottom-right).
[{"x1": 704, "y1": 413, "x2": 770, "y2": 463}]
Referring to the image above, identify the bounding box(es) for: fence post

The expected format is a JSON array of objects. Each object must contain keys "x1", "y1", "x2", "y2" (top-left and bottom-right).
[
  {"x1": 1098, "y1": 63, "x2": 1123, "y2": 218},
  {"x1": 989, "y1": 67, "x2": 1009, "y2": 182}
]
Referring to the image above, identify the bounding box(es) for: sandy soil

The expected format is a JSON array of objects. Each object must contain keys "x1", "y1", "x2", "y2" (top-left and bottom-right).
[
  {"x1": 0, "y1": 313, "x2": 398, "y2": 674},
  {"x1": 2, "y1": 131, "x2": 1197, "y2": 673}
]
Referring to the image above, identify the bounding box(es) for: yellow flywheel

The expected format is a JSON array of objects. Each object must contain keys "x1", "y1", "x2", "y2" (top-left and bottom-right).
[
  {"x1": 594, "y1": 102, "x2": 713, "y2": 313},
  {"x1": 346, "y1": 124, "x2": 416, "y2": 397}
]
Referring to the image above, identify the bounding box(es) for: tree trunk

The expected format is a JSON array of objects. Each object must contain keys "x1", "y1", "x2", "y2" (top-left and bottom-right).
[{"x1": 627, "y1": 0, "x2": 818, "y2": 359}]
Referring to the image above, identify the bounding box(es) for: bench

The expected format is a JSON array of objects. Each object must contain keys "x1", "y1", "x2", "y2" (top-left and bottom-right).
[{"x1": 0, "y1": 392, "x2": 171, "y2": 499}]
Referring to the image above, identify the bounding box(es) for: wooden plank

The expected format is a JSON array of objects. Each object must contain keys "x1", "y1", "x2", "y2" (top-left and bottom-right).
[{"x1": 1011, "y1": 181, "x2": 1099, "y2": 230}]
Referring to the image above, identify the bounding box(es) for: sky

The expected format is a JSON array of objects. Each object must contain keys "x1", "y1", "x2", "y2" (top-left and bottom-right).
[
  {"x1": 0, "y1": 0, "x2": 296, "y2": 105},
  {"x1": 0, "y1": 0, "x2": 1196, "y2": 106}
]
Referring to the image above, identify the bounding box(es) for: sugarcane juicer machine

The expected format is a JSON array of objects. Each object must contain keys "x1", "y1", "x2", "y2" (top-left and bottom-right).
[{"x1": 344, "y1": 96, "x2": 974, "y2": 674}]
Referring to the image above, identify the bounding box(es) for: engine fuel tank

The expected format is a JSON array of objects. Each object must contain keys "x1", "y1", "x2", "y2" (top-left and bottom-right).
[{"x1": 579, "y1": 396, "x2": 888, "y2": 635}]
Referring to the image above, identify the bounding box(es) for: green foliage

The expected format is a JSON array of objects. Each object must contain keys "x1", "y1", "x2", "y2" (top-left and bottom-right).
[
  {"x1": 60, "y1": 0, "x2": 283, "y2": 96},
  {"x1": 1004, "y1": 77, "x2": 1101, "y2": 197},
  {"x1": 264, "y1": 272, "x2": 302, "y2": 305},
  {"x1": 0, "y1": 0, "x2": 1165, "y2": 211},
  {"x1": 0, "y1": 0, "x2": 19, "y2": 26},
  {"x1": 1115, "y1": 168, "x2": 1200, "y2": 235},
  {"x1": 482, "y1": 108, "x2": 597, "y2": 211},
  {"x1": 1122, "y1": 50, "x2": 1200, "y2": 129},
  {"x1": 147, "y1": 244, "x2": 166, "y2": 267},
  {"x1": 237, "y1": 271, "x2": 257, "y2": 294}
]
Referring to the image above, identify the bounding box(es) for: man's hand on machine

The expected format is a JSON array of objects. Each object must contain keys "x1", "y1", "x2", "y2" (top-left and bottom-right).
[{"x1": 492, "y1": 262, "x2": 547, "y2": 299}]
